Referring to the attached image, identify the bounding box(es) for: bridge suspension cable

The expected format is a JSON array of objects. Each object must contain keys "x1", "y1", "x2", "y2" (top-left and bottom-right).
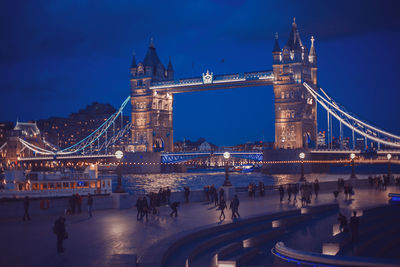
[
  {"x1": 18, "y1": 96, "x2": 131, "y2": 156},
  {"x1": 303, "y1": 82, "x2": 400, "y2": 148}
]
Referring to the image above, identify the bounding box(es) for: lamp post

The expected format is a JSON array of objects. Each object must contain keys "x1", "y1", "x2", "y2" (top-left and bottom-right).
[
  {"x1": 350, "y1": 153, "x2": 356, "y2": 179},
  {"x1": 223, "y1": 152, "x2": 232, "y2": 186},
  {"x1": 387, "y1": 153, "x2": 392, "y2": 178},
  {"x1": 114, "y1": 150, "x2": 125, "y2": 193},
  {"x1": 299, "y1": 152, "x2": 305, "y2": 182}
]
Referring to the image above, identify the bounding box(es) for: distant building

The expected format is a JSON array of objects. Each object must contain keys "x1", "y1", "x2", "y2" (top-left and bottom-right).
[{"x1": 174, "y1": 138, "x2": 217, "y2": 152}]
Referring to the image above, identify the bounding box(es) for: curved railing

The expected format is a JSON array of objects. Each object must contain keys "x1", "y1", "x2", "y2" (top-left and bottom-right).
[{"x1": 271, "y1": 241, "x2": 399, "y2": 267}]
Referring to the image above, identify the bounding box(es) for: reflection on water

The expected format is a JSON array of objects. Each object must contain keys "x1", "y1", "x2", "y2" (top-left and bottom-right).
[{"x1": 102, "y1": 171, "x2": 379, "y2": 195}]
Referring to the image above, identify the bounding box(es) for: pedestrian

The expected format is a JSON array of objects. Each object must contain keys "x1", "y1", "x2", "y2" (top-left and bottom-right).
[
  {"x1": 219, "y1": 187, "x2": 225, "y2": 203},
  {"x1": 166, "y1": 187, "x2": 171, "y2": 205},
  {"x1": 231, "y1": 195, "x2": 240, "y2": 219},
  {"x1": 293, "y1": 184, "x2": 299, "y2": 202},
  {"x1": 53, "y1": 216, "x2": 67, "y2": 253},
  {"x1": 70, "y1": 194, "x2": 76, "y2": 214},
  {"x1": 338, "y1": 212, "x2": 347, "y2": 233},
  {"x1": 184, "y1": 186, "x2": 190, "y2": 203},
  {"x1": 214, "y1": 190, "x2": 219, "y2": 207},
  {"x1": 22, "y1": 196, "x2": 31, "y2": 221},
  {"x1": 219, "y1": 197, "x2": 227, "y2": 221},
  {"x1": 314, "y1": 179, "x2": 320, "y2": 199},
  {"x1": 170, "y1": 201, "x2": 179, "y2": 217},
  {"x1": 87, "y1": 193, "x2": 93, "y2": 217},
  {"x1": 350, "y1": 211, "x2": 360, "y2": 242},
  {"x1": 279, "y1": 185, "x2": 284, "y2": 202},
  {"x1": 259, "y1": 181, "x2": 265, "y2": 197},
  {"x1": 76, "y1": 193, "x2": 82, "y2": 213},
  {"x1": 287, "y1": 185, "x2": 292, "y2": 202},
  {"x1": 136, "y1": 197, "x2": 142, "y2": 220},
  {"x1": 141, "y1": 196, "x2": 149, "y2": 222}
]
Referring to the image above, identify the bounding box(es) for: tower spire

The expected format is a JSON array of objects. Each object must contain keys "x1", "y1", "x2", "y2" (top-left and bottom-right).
[
  {"x1": 149, "y1": 37, "x2": 154, "y2": 48},
  {"x1": 308, "y1": 36, "x2": 317, "y2": 64},
  {"x1": 273, "y1": 32, "x2": 281, "y2": 52},
  {"x1": 131, "y1": 51, "x2": 137, "y2": 68}
]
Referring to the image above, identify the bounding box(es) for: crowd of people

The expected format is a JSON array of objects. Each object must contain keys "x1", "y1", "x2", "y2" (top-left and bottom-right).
[{"x1": 135, "y1": 187, "x2": 173, "y2": 222}]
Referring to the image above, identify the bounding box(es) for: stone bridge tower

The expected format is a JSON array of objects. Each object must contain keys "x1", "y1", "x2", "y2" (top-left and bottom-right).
[
  {"x1": 272, "y1": 19, "x2": 318, "y2": 149},
  {"x1": 129, "y1": 40, "x2": 174, "y2": 152}
]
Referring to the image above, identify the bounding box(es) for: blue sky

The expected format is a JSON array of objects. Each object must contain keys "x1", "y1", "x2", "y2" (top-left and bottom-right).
[{"x1": 1, "y1": 0, "x2": 400, "y2": 145}]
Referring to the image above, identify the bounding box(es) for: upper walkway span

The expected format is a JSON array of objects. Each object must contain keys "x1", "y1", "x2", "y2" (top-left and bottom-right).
[{"x1": 149, "y1": 70, "x2": 273, "y2": 93}]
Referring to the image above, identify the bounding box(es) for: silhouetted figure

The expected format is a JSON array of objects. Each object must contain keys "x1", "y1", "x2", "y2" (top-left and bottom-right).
[
  {"x1": 293, "y1": 184, "x2": 299, "y2": 202},
  {"x1": 166, "y1": 187, "x2": 171, "y2": 205},
  {"x1": 22, "y1": 196, "x2": 31, "y2": 221},
  {"x1": 230, "y1": 195, "x2": 240, "y2": 219},
  {"x1": 141, "y1": 196, "x2": 149, "y2": 222},
  {"x1": 69, "y1": 194, "x2": 76, "y2": 214},
  {"x1": 350, "y1": 211, "x2": 360, "y2": 242},
  {"x1": 87, "y1": 193, "x2": 93, "y2": 217},
  {"x1": 279, "y1": 185, "x2": 284, "y2": 202},
  {"x1": 338, "y1": 212, "x2": 347, "y2": 233},
  {"x1": 314, "y1": 179, "x2": 320, "y2": 199},
  {"x1": 136, "y1": 197, "x2": 142, "y2": 220},
  {"x1": 53, "y1": 216, "x2": 67, "y2": 253},
  {"x1": 287, "y1": 185, "x2": 292, "y2": 201},
  {"x1": 219, "y1": 197, "x2": 227, "y2": 221},
  {"x1": 184, "y1": 186, "x2": 190, "y2": 203},
  {"x1": 170, "y1": 201, "x2": 179, "y2": 217}
]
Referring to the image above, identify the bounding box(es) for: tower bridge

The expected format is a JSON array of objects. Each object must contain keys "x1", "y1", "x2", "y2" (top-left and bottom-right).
[{"x1": 130, "y1": 19, "x2": 317, "y2": 153}]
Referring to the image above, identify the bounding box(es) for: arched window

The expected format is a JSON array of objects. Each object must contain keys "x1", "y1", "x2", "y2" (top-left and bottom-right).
[{"x1": 158, "y1": 100, "x2": 163, "y2": 110}]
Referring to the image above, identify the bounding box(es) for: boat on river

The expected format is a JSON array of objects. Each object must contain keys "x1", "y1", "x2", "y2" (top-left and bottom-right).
[{"x1": 0, "y1": 164, "x2": 112, "y2": 199}]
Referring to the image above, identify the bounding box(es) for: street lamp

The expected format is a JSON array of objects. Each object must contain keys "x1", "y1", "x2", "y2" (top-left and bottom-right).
[
  {"x1": 299, "y1": 152, "x2": 305, "y2": 181},
  {"x1": 223, "y1": 152, "x2": 232, "y2": 186},
  {"x1": 387, "y1": 153, "x2": 392, "y2": 177},
  {"x1": 350, "y1": 153, "x2": 356, "y2": 179},
  {"x1": 114, "y1": 150, "x2": 125, "y2": 193}
]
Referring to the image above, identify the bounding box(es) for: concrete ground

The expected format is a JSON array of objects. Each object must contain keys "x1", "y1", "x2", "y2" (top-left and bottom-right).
[{"x1": 0, "y1": 185, "x2": 398, "y2": 267}]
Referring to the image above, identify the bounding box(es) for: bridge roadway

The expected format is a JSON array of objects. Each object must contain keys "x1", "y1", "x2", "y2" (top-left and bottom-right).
[{"x1": 0, "y1": 182, "x2": 399, "y2": 267}]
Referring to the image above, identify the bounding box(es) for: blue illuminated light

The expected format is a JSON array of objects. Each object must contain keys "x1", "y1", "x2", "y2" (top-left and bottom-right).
[
  {"x1": 391, "y1": 197, "x2": 400, "y2": 201},
  {"x1": 271, "y1": 249, "x2": 337, "y2": 267}
]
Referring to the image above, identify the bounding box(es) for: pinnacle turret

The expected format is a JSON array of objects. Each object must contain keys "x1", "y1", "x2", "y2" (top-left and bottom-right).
[{"x1": 273, "y1": 33, "x2": 281, "y2": 52}]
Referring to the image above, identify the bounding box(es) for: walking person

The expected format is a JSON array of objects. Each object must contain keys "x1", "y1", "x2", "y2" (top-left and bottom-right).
[
  {"x1": 76, "y1": 193, "x2": 82, "y2": 213},
  {"x1": 338, "y1": 212, "x2": 347, "y2": 233},
  {"x1": 231, "y1": 195, "x2": 240, "y2": 219},
  {"x1": 287, "y1": 185, "x2": 292, "y2": 202},
  {"x1": 293, "y1": 184, "x2": 299, "y2": 203},
  {"x1": 136, "y1": 197, "x2": 142, "y2": 221},
  {"x1": 279, "y1": 185, "x2": 284, "y2": 202},
  {"x1": 350, "y1": 211, "x2": 360, "y2": 243},
  {"x1": 87, "y1": 193, "x2": 93, "y2": 217},
  {"x1": 314, "y1": 179, "x2": 320, "y2": 199},
  {"x1": 219, "y1": 197, "x2": 227, "y2": 221},
  {"x1": 166, "y1": 187, "x2": 171, "y2": 205},
  {"x1": 170, "y1": 201, "x2": 179, "y2": 217},
  {"x1": 141, "y1": 196, "x2": 149, "y2": 222},
  {"x1": 22, "y1": 196, "x2": 31, "y2": 221},
  {"x1": 184, "y1": 186, "x2": 190, "y2": 203},
  {"x1": 53, "y1": 216, "x2": 67, "y2": 253}
]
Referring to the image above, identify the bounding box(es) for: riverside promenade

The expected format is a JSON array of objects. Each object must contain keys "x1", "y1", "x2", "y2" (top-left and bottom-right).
[{"x1": 0, "y1": 182, "x2": 398, "y2": 267}]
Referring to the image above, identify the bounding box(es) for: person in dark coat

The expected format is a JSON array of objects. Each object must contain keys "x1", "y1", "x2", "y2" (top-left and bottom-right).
[
  {"x1": 23, "y1": 196, "x2": 31, "y2": 221},
  {"x1": 338, "y1": 212, "x2": 347, "y2": 232},
  {"x1": 170, "y1": 201, "x2": 179, "y2": 217},
  {"x1": 230, "y1": 195, "x2": 240, "y2": 219},
  {"x1": 135, "y1": 197, "x2": 142, "y2": 221},
  {"x1": 219, "y1": 197, "x2": 227, "y2": 221},
  {"x1": 184, "y1": 186, "x2": 190, "y2": 203},
  {"x1": 87, "y1": 193, "x2": 93, "y2": 217},
  {"x1": 279, "y1": 185, "x2": 285, "y2": 202},
  {"x1": 141, "y1": 196, "x2": 149, "y2": 222},
  {"x1": 166, "y1": 187, "x2": 171, "y2": 205},
  {"x1": 314, "y1": 179, "x2": 320, "y2": 199},
  {"x1": 54, "y1": 216, "x2": 67, "y2": 253},
  {"x1": 350, "y1": 211, "x2": 360, "y2": 242}
]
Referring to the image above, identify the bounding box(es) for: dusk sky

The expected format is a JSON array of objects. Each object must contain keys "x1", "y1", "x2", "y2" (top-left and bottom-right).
[{"x1": 1, "y1": 0, "x2": 400, "y2": 146}]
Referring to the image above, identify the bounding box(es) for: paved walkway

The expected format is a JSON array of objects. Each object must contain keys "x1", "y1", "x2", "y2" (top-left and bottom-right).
[{"x1": 0, "y1": 185, "x2": 398, "y2": 267}]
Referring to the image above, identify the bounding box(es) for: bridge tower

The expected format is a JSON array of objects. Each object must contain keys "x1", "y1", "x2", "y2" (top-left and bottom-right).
[
  {"x1": 272, "y1": 19, "x2": 318, "y2": 149},
  {"x1": 129, "y1": 40, "x2": 174, "y2": 152}
]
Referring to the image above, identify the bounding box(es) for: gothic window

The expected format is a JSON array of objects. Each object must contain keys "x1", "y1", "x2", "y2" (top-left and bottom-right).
[
  {"x1": 281, "y1": 92, "x2": 285, "y2": 99},
  {"x1": 164, "y1": 103, "x2": 168, "y2": 110},
  {"x1": 158, "y1": 100, "x2": 163, "y2": 110},
  {"x1": 152, "y1": 101, "x2": 157, "y2": 109},
  {"x1": 290, "y1": 91, "x2": 294, "y2": 98},
  {"x1": 137, "y1": 119, "x2": 145, "y2": 126},
  {"x1": 285, "y1": 92, "x2": 289, "y2": 98},
  {"x1": 137, "y1": 80, "x2": 143, "y2": 87}
]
